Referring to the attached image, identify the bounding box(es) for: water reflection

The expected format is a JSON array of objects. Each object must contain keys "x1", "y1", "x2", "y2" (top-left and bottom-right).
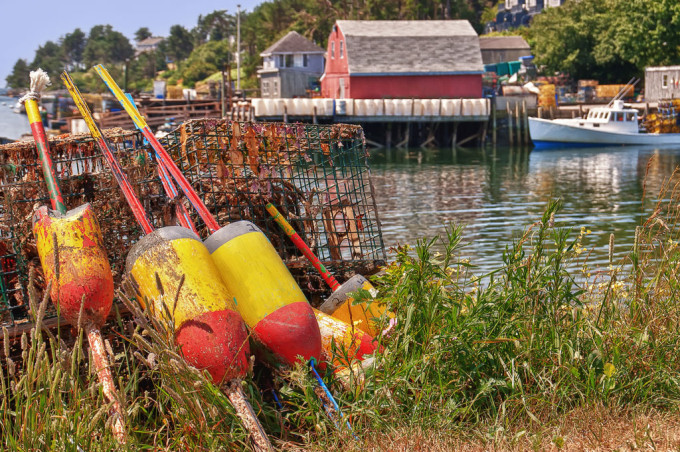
[{"x1": 370, "y1": 145, "x2": 680, "y2": 274}]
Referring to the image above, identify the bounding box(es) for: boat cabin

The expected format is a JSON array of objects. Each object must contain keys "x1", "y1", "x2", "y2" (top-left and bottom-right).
[{"x1": 578, "y1": 100, "x2": 639, "y2": 133}]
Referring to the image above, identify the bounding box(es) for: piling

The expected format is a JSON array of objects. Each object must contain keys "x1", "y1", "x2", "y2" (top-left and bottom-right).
[
  {"x1": 515, "y1": 102, "x2": 522, "y2": 146},
  {"x1": 507, "y1": 104, "x2": 514, "y2": 146},
  {"x1": 522, "y1": 100, "x2": 529, "y2": 145},
  {"x1": 492, "y1": 98, "x2": 497, "y2": 147}
]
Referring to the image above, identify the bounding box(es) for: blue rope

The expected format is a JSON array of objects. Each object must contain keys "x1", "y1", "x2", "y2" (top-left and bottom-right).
[{"x1": 309, "y1": 358, "x2": 358, "y2": 440}]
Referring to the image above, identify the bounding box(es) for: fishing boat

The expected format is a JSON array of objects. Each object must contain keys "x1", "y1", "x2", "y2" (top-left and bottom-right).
[{"x1": 529, "y1": 99, "x2": 680, "y2": 149}]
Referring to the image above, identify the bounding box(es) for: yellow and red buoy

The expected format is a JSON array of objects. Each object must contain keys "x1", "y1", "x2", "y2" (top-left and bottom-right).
[
  {"x1": 204, "y1": 221, "x2": 322, "y2": 368},
  {"x1": 33, "y1": 204, "x2": 113, "y2": 326},
  {"x1": 126, "y1": 226, "x2": 249, "y2": 383},
  {"x1": 314, "y1": 308, "x2": 381, "y2": 370}
]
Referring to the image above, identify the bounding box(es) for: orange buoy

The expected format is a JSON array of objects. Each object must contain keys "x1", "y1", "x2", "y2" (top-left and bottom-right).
[
  {"x1": 126, "y1": 226, "x2": 249, "y2": 383},
  {"x1": 204, "y1": 221, "x2": 322, "y2": 368},
  {"x1": 319, "y1": 274, "x2": 393, "y2": 337}
]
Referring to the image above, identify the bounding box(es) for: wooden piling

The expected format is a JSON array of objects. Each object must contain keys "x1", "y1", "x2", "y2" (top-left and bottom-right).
[
  {"x1": 515, "y1": 102, "x2": 521, "y2": 146},
  {"x1": 313, "y1": 106, "x2": 317, "y2": 124},
  {"x1": 522, "y1": 100, "x2": 529, "y2": 146},
  {"x1": 507, "y1": 104, "x2": 514, "y2": 146},
  {"x1": 492, "y1": 97, "x2": 497, "y2": 147}
]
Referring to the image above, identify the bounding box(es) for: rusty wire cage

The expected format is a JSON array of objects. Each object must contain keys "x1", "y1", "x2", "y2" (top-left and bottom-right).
[
  {"x1": 0, "y1": 121, "x2": 385, "y2": 328},
  {"x1": 159, "y1": 119, "x2": 386, "y2": 300}
]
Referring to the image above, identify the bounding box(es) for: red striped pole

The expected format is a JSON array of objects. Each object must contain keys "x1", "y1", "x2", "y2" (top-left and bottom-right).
[
  {"x1": 94, "y1": 65, "x2": 221, "y2": 234},
  {"x1": 265, "y1": 203, "x2": 341, "y2": 291}
]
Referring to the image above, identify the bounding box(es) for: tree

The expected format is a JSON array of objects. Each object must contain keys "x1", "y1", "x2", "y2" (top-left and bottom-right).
[
  {"x1": 161, "y1": 25, "x2": 194, "y2": 63},
  {"x1": 62, "y1": 28, "x2": 86, "y2": 70},
  {"x1": 135, "y1": 27, "x2": 153, "y2": 42},
  {"x1": 179, "y1": 40, "x2": 232, "y2": 86},
  {"x1": 31, "y1": 41, "x2": 64, "y2": 80},
  {"x1": 83, "y1": 25, "x2": 134, "y2": 67},
  {"x1": 529, "y1": 0, "x2": 679, "y2": 83},
  {"x1": 5, "y1": 59, "x2": 30, "y2": 89},
  {"x1": 194, "y1": 10, "x2": 235, "y2": 45}
]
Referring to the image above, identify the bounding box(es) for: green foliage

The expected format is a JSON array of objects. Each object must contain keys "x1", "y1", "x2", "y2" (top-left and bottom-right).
[
  {"x1": 529, "y1": 0, "x2": 680, "y2": 82},
  {"x1": 179, "y1": 40, "x2": 232, "y2": 87},
  {"x1": 5, "y1": 59, "x2": 30, "y2": 89},
  {"x1": 31, "y1": 41, "x2": 64, "y2": 81},
  {"x1": 161, "y1": 25, "x2": 194, "y2": 63},
  {"x1": 194, "y1": 10, "x2": 235, "y2": 45},
  {"x1": 61, "y1": 28, "x2": 86, "y2": 71},
  {"x1": 134, "y1": 27, "x2": 152, "y2": 43},
  {"x1": 83, "y1": 25, "x2": 134, "y2": 68}
]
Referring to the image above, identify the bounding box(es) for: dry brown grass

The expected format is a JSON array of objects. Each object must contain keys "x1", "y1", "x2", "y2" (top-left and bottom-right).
[{"x1": 329, "y1": 406, "x2": 680, "y2": 452}]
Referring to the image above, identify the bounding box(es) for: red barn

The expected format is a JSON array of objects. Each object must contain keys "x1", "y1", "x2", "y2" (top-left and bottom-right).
[{"x1": 320, "y1": 20, "x2": 484, "y2": 99}]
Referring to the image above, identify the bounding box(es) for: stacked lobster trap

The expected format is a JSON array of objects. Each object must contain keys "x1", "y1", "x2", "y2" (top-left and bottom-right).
[{"x1": 0, "y1": 121, "x2": 385, "y2": 328}]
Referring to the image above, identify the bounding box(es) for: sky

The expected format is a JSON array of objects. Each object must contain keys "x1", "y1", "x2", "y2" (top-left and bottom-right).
[{"x1": 0, "y1": 0, "x2": 263, "y2": 88}]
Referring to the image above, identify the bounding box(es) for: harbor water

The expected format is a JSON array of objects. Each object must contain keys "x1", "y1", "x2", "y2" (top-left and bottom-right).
[
  {"x1": 370, "y1": 145, "x2": 680, "y2": 275},
  {"x1": 0, "y1": 96, "x2": 29, "y2": 140}
]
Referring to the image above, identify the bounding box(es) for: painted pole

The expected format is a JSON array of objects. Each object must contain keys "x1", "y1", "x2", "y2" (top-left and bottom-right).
[
  {"x1": 265, "y1": 203, "x2": 392, "y2": 338},
  {"x1": 94, "y1": 64, "x2": 221, "y2": 233},
  {"x1": 123, "y1": 93, "x2": 197, "y2": 234},
  {"x1": 24, "y1": 69, "x2": 125, "y2": 443}
]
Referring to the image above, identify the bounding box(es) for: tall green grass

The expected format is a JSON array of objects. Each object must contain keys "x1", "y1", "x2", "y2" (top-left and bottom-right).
[{"x1": 1, "y1": 197, "x2": 679, "y2": 450}]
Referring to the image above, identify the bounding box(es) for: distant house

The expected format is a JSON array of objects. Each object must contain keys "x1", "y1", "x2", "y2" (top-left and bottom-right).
[
  {"x1": 135, "y1": 37, "x2": 164, "y2": 56},
  {"x1": 257, "y1": 31, "x2": 325, "y2": 99},
  {"x1": 645, "y1": 66, "x2": 680, "y2": 101},
  {"x1": 479, "y1": 36, "x2": 531, "y2": 64},
  {"x1": 490, "y1": 0, "x2": 566, "y2": 32},
  {"x1": 320, "y1": 20, "x2": 484, "y2": 99}
]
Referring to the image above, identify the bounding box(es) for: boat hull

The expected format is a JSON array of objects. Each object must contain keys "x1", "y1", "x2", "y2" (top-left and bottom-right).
[{"x1": 529, "y1": 117, "x2": 680, "y2": 149}]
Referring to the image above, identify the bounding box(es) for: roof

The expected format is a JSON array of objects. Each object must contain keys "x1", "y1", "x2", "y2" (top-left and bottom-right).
[
  {"x1": 479, "y1": 36, "x2": 530, "y2": 50},
  {"x1": 261, "y1": 31, "x2": 325, "y2": 56},
  {"x1": 336, "y1": 20, "x2": 484, "y2": 75},
  {"x1": 137, "y1": 37, "x2": 164, "y2": 47}
]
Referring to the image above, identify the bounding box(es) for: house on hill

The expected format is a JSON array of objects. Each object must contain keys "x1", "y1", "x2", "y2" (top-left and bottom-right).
[
  {"x1": 258, "y1": 31, "x2": 326, "y2": 99},
  {"x1": 491, "y1": 0, "x2": 566, "y2": 32},
  {"x1": 479, "y1": 36, "x2": 531, "y2": 64},
  {"x1": 320, "y1": 20, "x2": 484, "y2": 99},
  {"x1": 135, "y1": 37, "x2": 164, "y2": 56}
]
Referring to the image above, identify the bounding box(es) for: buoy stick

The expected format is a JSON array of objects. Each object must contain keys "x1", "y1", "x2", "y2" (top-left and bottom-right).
[
  {"x1": 61, "y1": 71, "x2": 153, "y2": 234},
  {"x1": 21, "y1": 69, "x2": 66, "y2": 214},
  {"x1": 265, "y1": 203, "x2": 341, "y2": 291},
  {"x1": 123, "y1": 93, "x2": 198, "y2": 234},
  {"x1": 94, "y1": 64, "x2": 221, "y2": 234},
  {"x1": 26, "y1": 69, "x2": 126, "y2": 443},
  {"x1": 225, "y1": 382, "x2": 273, "y2": 452}
]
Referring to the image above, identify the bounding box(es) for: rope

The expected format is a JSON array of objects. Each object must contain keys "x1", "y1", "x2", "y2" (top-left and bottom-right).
[{"x1": 19, "y1": 68, "x2": 51, "y2": 104}]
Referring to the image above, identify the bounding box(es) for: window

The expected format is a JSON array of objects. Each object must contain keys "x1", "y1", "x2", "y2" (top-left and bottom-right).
[
  {"x1": 262, "y1": 81, "x2": 269, "y2": 95},
  {"x1": 626, "y1": 112, "x2": 636, "y2": 121},
  {"x1": 294, "y1": 54, "x2": 303, "y2": 67},
  {"x1": 331, "y1": 42, "x2": 335, "y2": 59},
  {"x1": 273, "y1": 80, "x2": 278, "y2": 96},
  {"x1": 285, "y1": 55, "x2": 293, "y2": 67},
  {"x1": 303, "y1": 54, "x2": 308, "y2": 67},
  {"x1": 340, "y1": 41, "x2": 344, "y2": 58},
  {"x1": 279, "y1": 55, "x2": 284, "y2": 67},
  {"x1": 663, "y1": 74, "x2": 669, "y2": 89}
]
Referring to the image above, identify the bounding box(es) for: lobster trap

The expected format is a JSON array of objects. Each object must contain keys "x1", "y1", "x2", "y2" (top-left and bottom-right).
[{"x1": 0, "y1": 121, "x2": 385, "y2": 328}]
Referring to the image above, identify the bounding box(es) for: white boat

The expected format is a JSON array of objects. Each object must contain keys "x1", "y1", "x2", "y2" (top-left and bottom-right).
[{"x1": 529, "y1": 100, "x2": 680, "y2": 149}]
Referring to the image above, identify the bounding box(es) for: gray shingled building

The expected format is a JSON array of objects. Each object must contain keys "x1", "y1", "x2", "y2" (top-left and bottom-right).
[{"x1": 258, "y1": 31, "x2": 326, "y2": 99}]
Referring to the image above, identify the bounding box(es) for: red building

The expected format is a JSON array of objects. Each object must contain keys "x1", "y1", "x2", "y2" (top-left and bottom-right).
[{"x1": 320, "y1": 20, "x2": 484, "y2": 99}]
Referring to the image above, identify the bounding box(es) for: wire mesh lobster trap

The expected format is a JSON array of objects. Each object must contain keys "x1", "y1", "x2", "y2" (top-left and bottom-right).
[
  {"x1": 0, "y1": 121, "x2": 385, "y2": 328},
  {"x1": 159, "y1": 120, "x2": 386, "y2": 299}
]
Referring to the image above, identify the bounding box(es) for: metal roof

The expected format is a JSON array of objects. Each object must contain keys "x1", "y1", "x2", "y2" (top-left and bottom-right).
[
  {"x1": 336, "y1": 20, "x2": 484, "y2": 75},
  {"x1": 261, "y1": 31, "x2": 325, "y2": 56}
]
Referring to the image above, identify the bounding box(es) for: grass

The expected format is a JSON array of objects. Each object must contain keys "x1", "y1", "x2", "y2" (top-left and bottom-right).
[{"x1": 2, "y1": 194, "x2": 680, "y2": 450}]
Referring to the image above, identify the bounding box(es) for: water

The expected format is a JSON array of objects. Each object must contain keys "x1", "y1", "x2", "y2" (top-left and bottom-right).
[
  {"x1": 0, "y1": 95, "x2": 30, "y2": 140},
  {"x1": 369, "y1": 145, "x2": 680, "y2": 274}
]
